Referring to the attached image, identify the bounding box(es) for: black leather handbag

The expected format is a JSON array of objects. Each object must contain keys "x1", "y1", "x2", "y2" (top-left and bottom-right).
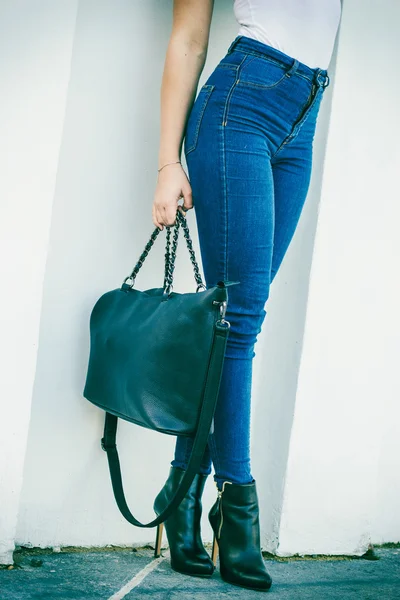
[{"x1": 83, "y1": 208, "x2": 238, "y2": 528}]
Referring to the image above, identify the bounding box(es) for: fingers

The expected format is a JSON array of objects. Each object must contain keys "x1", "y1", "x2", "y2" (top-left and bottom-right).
[
  {"x1": 152, "y1": 204, "x2": 175, "y2": 230},
  {"x1": 152, "y1": 203, "x2": 164, "y2": 231},
  {"x1": 180, "y1": 182, "x2": 194, "y2": 213},
  {"x1": 152, "y1": 171, "x2": 194, "y2": 229},
  {"x1": 153, "y1": 202, "x2": 192, "y2": 229},
  {"x1": 156, "y1": 201, "x2": 184, "y2": 227}
]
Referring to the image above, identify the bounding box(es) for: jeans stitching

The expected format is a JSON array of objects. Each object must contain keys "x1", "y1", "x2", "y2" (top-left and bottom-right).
[
  {"x1": 221, "y1": 123, "x2": 227, "y2": 282},
  {"x1": 220, "y1": 59, "x2": 248, "y2": 283},
  {"x1": 237, "y1": 77, "x2": 286, "y2": 90},
  {"x1": 216, "y1": 63, "x2": 238, "y2": 70},
  {"x1": 221, "y1": 53, "x2": 248, "y2": 127},
  {"x1": 236, "y1": 54, "x2": 290, "y2": 90},
  {"x1": 185, "y1": 84, "x2": 215, "y2": 156},
  {"x1": 208, "y1": 432, "x2": 222, "y2": 480},
  {"x1": 271, "y1": 85, "x2": 323, "y2": 158},
  {"x1": 233, "y1": 48, "x2": 288, "y2": 69},
  {"x1": 231, "y1": 48, "x2": 317, "y2": 84}
]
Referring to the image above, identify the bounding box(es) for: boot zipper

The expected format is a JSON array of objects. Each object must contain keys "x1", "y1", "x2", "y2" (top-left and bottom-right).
[{"x1": 216, "y1": 481, "x2": 232, "y2": 539}]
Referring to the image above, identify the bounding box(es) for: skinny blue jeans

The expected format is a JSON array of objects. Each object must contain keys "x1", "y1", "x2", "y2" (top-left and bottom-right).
[{"x1": 171, "y1": 35, "x2": 330, "y2": 490}]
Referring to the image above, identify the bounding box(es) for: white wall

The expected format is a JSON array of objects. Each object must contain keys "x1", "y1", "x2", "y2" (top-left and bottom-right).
[
  {"x1": 15, "y1": 0, "x2": 252, "y2": 551},
  {"x1": 251, "y1": 26, "x2": 340, "y2": 554},
  {"x1": 0, "y1": 0, "x2": 79, "y2": 564},
  {"x1": 0, "y1": 0, "x2": 398, "y2": 561},
  {"x1": 11, "y1": 0, "x2": 339, "y2": 552},
  {"x1": 278, "y1": 0, "x2": 400, "y2": 555}
]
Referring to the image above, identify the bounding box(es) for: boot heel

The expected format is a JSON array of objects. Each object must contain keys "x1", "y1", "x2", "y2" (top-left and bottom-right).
[
  {"x1": 211, "y1": 532, "x2": 219, "y2": 566},
  {"x1": 153, "y1": 467, "x2": 214, "y2": 576},
  {"x1": 154, "y1": 522, "x2": 164, "y2": 558}
]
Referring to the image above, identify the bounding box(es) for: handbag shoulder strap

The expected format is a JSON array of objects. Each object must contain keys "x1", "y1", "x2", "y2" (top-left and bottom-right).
[{"x1": 100, "y1": 320, "x2": 229, "y2": 528}]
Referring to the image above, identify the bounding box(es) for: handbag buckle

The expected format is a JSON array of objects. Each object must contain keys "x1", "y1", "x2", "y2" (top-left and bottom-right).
[
  {"x1": 101, "y1": 438, "x2": 116, "y2": 452},
  {"x1": 213, "y1": 300, "x2": 230, "y2": 328}
]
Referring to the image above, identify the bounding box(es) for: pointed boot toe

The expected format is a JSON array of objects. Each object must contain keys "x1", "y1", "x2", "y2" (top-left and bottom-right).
[{"x1": 209, "y1": 479, "x2": 272, "y2": 591}]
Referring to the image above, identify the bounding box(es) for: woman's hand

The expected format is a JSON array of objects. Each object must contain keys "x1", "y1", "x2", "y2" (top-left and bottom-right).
[{"x1": 152, "y1": 162, "x2": 193, "y2": 230}]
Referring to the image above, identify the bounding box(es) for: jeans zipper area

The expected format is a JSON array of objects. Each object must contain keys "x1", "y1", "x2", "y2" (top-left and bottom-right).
[{"x1": 274, "y1": 81, "x2": 321, "y2": 156}]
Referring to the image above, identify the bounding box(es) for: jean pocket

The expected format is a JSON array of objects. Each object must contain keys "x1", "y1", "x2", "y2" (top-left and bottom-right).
[
  {"x1": 238, "y1": 55, "x2": 290, "y2": 89},
  {"x1": 184, "y1": 84, "x2": 215, "y2": 156}
]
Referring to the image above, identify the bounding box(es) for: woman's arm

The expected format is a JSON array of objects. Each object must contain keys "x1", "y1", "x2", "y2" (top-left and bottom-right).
[{"x1": 152, "y1": 0, "x2": 214, "y2": 230}]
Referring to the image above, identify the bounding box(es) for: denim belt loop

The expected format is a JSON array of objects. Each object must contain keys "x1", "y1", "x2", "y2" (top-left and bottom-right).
[
  {"x1": 227, "y1": 35, "x2": 242, "y2": 54},
  {"x1": 286, "y1": 58, "x2": 299, "y2": 77}
]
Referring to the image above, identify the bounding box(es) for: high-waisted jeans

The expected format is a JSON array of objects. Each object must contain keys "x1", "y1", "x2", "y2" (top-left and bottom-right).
[{"x1": 171, "y1": 35, "x2": 330, "y2": 490}]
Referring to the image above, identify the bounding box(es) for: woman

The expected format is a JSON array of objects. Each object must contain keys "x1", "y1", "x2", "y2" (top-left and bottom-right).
[{"x1": 152, "y1": 0, "x2": 342, "y2": 592}]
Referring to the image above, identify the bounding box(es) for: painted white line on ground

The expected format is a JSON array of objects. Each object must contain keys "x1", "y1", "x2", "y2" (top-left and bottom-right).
[{"x1": 107, "y1": 551, "x2": 170, "y2": 600}]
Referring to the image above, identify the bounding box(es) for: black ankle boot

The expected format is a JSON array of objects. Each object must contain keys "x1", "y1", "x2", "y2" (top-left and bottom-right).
[
  {"x1": 153, "y1": 466, "x2": 215, "y2": 578},
  {"x1": 209, "y1": 479, "x2": 272, "y2": 591}
]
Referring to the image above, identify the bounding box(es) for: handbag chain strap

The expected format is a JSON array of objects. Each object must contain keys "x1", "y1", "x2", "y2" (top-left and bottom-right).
[
  {"x1": 163, "y1": 216, "x2": 180, "y2": 294},
  {"x1": 123, "y1": 209, "x2": 206, "y2": 294},
  {"x1": 163, "y1": 224, "x2": 172, "y2": 292},
  {"x1": 177, "y1": 211, "x2": 206, "y2": 292}
]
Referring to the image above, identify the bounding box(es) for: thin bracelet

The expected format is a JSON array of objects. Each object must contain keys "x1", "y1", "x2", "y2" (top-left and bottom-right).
[{"x1": 158, "y1": 160, "x2": 181, "y2": 173}]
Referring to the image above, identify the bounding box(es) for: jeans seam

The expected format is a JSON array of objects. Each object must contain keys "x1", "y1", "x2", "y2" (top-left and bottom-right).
[
  {"x1": 208, "y1": 433, "x2": 222, "y2": 480},
  {"x1": 221, "y1": 53, "x2": 248, "y2": 127},
  {"x1": 232, "y1": 48, "x2": 315, "y2": 84},
  {"x1": 233, "y1": 48, "x2": 288, "y2": 70},
  {"x1": 220, "y1": 54, "x2": 247, "y2": 279},
  {"x1": 237, "y1": 76, "x2": 287, "y2": 90},
  {"x1": 185, "y1": 84, "x2": 215, "y2": 156},
  {"x1": 216, "y1": 63, "x2": 238, "y2": 70},
  {"x1": 221, "y1": 121, "x2": 227, "y2": 282},
  {"x1": 238, "y1": 54, "x2": 288, "y2": 90}
]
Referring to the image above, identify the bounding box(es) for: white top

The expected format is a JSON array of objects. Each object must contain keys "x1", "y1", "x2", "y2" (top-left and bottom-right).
[{"x1": 233, "y1": 0, "x2": 342, "y2": 70}]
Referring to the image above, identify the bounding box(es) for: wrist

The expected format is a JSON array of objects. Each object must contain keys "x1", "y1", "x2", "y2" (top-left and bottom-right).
[{"x1": 158, "y1": 160, "x2": 182, "y2": 173}]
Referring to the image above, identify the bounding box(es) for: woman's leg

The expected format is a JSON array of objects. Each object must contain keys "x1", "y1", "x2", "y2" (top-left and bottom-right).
[
  {"x1": 172, "y1": 131, "x2": 275, "y2": 481},
  {"x1": 270, "y1": 106, "x2": 320, "y2": 282},
  {"x1": 171, "y1": 132, "x2": 315, "y2": 479},
  {"x1": 171, "y1": 94, "x2": 274, "y2": 480},
  {"x1": 172, "y1": 47, "x2": 327, "y2": 487},
  {"x1": 192, "y1": 141, "x2": 277, "y2": 488}
]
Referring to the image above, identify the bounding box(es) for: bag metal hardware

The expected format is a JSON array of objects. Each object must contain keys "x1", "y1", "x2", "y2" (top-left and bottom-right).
[{"x1": 213, "y1": 299, "x2": 230, "y2": 328}]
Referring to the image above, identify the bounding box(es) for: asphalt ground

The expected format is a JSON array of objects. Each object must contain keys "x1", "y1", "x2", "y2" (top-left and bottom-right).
[{"x1": 0, "y1": 544, "x2": 399, "y2": 599}]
